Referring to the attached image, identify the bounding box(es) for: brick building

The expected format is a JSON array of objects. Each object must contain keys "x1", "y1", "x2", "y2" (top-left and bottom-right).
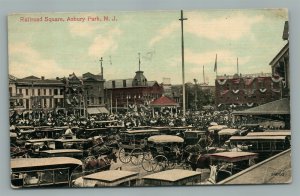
[
  {"x1": 215, "y1": 73, "x2": 282, "y2": 109},
  {"x1": 105, "y1": 69, "x2": 163, "y2": 112}
]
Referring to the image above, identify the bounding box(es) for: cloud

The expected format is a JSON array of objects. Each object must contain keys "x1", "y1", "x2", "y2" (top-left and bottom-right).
[
  {"x1": 149, "y1": 21, "x2": 179, "y2": 46},
  {"x1": 9, "y1": 42, "x2": 73, "y2": 78},
  {"x1": 69, "y1": 22, "x2": 101, "y2": 37},
  {"x1": 163, "y1": 49, "x2": 253, "y2": 84},
  {"x1": 185, "y1": 49, "x2": 250, "y2": 67},
  {"x1": 149, "y1": 11, "x2": 264, "y2": 46},
  {"x1": 185, "y1": 11, "x2": 264, "y2": 40},
  {"x1": 68, "y1": 14, "x2": 103, "y2": 37},
  {"x1": 88, "y1": 27, "x2": 122, "y2": 57}
]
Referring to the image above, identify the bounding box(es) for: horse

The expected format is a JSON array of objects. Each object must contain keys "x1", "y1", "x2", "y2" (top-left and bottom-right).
[
  {"x1": 186, "y1": 153, "x2": 211, "y2": 171},
  {"x1": 83, "y1": 152, "x2": 118, "y2": 172},
  {"x1": 202, "y1": 164, "x2": 232, "y2": 184}
]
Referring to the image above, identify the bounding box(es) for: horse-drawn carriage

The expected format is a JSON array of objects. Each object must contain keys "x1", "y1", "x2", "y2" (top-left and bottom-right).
[
  {"x1": 11, "y1": 157, "x2": 82, "y2": 188},
  {"x1": 118, "y1": 129, "x2": 160, "y2": 165},
  {"x1": 141, "y1": 135, "x2": 188, "y2": 172},
  {"x1": 205, "y1": 151, "x2": 258, "y2": 184},
  {"x1": 229, "y1": 133, "x2": 290, "y2": 160}
]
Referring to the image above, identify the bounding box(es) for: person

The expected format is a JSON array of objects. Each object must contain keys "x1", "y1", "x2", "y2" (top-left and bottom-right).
[
  {"x1": 40, "y1": 141, "x2": 50, "y2": 151},
  {"x1": 65, "y1": 126, "x2": 74, "y2": 137}
]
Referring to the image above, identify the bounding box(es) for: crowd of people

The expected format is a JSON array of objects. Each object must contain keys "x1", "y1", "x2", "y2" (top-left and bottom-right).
[{"x1": 10, "y1": 108, "x2": 237, "y2": 131}]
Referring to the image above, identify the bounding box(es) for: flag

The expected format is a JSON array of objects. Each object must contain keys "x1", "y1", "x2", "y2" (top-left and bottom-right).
[{"x1": 214, "y1": 54, "x2": 217, "y2": 72}]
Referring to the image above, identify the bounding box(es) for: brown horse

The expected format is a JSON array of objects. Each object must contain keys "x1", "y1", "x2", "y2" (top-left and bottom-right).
[
  {"x1": 187, "y1": 153, "x2": 211, "y2": 171},
  {"x1": 83, "y1": 152, "x2": 118, "y2": 172}
]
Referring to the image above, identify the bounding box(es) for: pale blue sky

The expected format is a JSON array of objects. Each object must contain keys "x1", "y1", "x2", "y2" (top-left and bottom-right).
[{"x1": 8, "y1": 9, "x2": 288, "y2": 85}]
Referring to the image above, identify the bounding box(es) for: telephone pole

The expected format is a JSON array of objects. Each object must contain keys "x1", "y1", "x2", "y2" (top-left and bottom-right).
[{"x1": 179, "y1": 10, "x2": 187, "y2": 116}]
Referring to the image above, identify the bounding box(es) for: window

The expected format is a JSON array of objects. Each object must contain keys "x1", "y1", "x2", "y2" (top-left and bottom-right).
[
  {"x1": 123, "y1": 80, "x2": 126, "y2": 87},
  {"x1": 26, "y1": 89, "x2": 28, "y2": 96},
  {"x1": 38, "y1": 89, "x2": 41, "y2": 96},
  {"x1": 54, "y1": 89, "x2": 58, "y2": 95},
  {"x1": 60, "y1": 89, "x2": 64, "y2": 95},
  {"x1": 44, "y1": 89, "x2": 46, "y2": 95},
  {"x1": 9, "y1": 87, "x2": 12, "y2": 96},
  {"x1": 19, "y1": 89, "x2": 22, "y2": 94},
  {"x1": 112, "y1": 81, "x2": 116, "y2": 88},
  {"x1": 32, "y1": 89, "x2": 35, "y2": 96}
]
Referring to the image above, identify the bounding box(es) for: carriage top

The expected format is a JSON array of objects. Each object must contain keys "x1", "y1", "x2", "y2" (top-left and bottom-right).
[
  {"x1": 246, "y1": 131, "x2": 291, "y2": 137},
  {"x1": 40, "y1": 149, "x2": 83, "y2": 154},
  {"x1": 142, "y1": 169, "x2": 201, "y2": 183},
  {"x1": 148, "y1": 135, "x2": 184, "y2": 143},
  {"x1": 208, "y1": 125, "x2": 228, "y2": 131},
  {"x1": 208, "y1": 151, "x2": 258, "y2": 163},
  {"x1": 26, "y1": 138, "x2": 55, "y2": 143},
  {"x1": 124, "y1": 129, "x2": 160, "y2": 135},
  {"x1": 218, "y1": 129, "x2": 240, "y2": 136},
  {"x1": 229, "y1": 135, "x2": 288, "y2": 141},
  {"x1": 83, "y1": 170, "x2": 138, "y2": 183},
  {"x1": 11, "y1": 157, "x2": 82, "y2": 170}
]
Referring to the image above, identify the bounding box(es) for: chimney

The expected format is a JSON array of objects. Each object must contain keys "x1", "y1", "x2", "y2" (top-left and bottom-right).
[
  {"x1": 56, "y1": 77, "x2": 60, "y2": 80},
  {"x1": 41, "y1": 76, "x2": 45, "y2": 80}
]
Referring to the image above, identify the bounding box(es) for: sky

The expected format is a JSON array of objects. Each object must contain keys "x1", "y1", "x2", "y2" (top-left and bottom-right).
[{"x1": 8, "y1": 9, "x2": 288, "y2": 85}]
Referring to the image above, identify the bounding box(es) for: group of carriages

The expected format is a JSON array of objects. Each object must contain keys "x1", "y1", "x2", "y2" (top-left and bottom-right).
[{"x1": 10, "y1": 120, "x2": 291, "y2": 188}]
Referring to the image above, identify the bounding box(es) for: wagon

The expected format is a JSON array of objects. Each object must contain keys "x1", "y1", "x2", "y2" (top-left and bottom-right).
[
  {"x1": 206, "y1": 151, "x2": 258, "y2": 183},
  {"x1": 39, "y1": 149, "x2": 84, "y2": 159},
  {"x1": 184, "y1": 130, "x2": 206, "y2": 146},
  {"x1": 142, "y1": 169, "x2": 201, "y2": 186},
  {"x1": 76, "y1": 127, "x2": 108, "y2": 139},
  {"x1": 73, "y1": 170, "x2": 139, "y2": 187},
  {"x1": 141, "y1": 135, "x2": 186, "y2": 172},
  {"x1": 118, "y1": 129, "x2": 160, "y2": 165},
  {"x1": 26, "y1": 138, "x2": 56, "y2": 151},
  {"x1": 11, "y1": 157, "x2": 82, "y2": 188},
  {"x1": 54, "y1": 138, "x2": 90, "y2": 150},
  {"x1": 229, "y1": 135, "x2": 290, "y2": 159},
  {"x1": 217, "y1": 128, "x2": 240, "y2": 146}
]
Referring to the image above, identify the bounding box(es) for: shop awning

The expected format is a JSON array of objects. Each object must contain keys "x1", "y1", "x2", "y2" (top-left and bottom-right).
[{"x1": 87, "y1": 107, "x2": 109, "y2": 114}]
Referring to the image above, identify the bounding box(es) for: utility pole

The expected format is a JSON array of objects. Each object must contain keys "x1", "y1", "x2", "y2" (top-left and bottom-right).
[
  {"x1": 237, "y1": 57, "x2": 239, "y2": 76},
  {"x1": 99, "y1": 57, "x2": 103, "y2": 77},
  {"x1": 179, "y1": 10, "x2": 187, "y2": 116},
  {"x1": 203, "y1": 65, "x2": 205, "y2": 84}
]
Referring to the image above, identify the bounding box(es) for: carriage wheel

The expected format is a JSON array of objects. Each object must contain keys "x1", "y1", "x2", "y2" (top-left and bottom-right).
[
  {"x1": 130, "y1": 148, "x2": 144, "y2": 165},
  {"x1": 153, "y1": 155, "x2": 168, "y2": 172},
  {"x1": 168, "y1": 160, "x2": 176, "y2": 169},
  {"x1": 118, "y1": 148, "x2": 131, "y2": 163},
  {"x1": 142, "y1": 157, "x2": 156, "y2": 172}
]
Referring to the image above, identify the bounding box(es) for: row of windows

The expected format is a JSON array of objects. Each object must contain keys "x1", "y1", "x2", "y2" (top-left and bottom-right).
[{"x1": 17, "y1": 88, "x2": 64, "y2": 96}]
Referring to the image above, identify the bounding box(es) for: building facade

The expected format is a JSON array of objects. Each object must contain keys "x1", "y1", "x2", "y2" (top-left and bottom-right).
[
  {"x1": 215, "y1": 73, "x2": 282, "y2": 109},
  {"x1": 269, "y1": 21, "x2": 289, "y2": 98},
  {"x1": 9, "y1": 75, "x2": 65, "y2": 111},
  {"x1": 105, "y1": 70, "x2": 164, "y2": 112}
]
